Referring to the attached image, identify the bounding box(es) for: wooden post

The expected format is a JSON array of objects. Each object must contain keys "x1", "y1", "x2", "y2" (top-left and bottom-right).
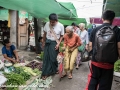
[
  {"x1": 34, "y1": 18, "x2": 39, "y2": 53},
  {"x1": 34, "y1": 18, "x2": 42, "y2": 54},
  {"x1": 9, "y1": 10, "x2": 18, "y2": 48}
]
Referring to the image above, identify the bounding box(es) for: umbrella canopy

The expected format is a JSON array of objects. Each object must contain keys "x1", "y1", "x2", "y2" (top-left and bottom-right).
[
  {"x1": 0, "y1": 0, "x2": 77, "y2": 19},
  {"x1": 103, "y1": 0, "x2": 120, "y2": 17}
]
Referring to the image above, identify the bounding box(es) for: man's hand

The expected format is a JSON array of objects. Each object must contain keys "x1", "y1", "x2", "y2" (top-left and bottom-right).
[
  {"x1": 62, "y1": 47, "x2": 65, "y2": 51},
  {"x1": 55, "y1": 43, "x2": 59, "y2": 50}
]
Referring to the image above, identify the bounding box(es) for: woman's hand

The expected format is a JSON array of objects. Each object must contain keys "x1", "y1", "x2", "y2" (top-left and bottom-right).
[
  {"x1": 61, "y1": 47, "x2": 65, "y2": 51},
  {"x1": 69, "y1": 47, "x2": 75, "y2": 52}
]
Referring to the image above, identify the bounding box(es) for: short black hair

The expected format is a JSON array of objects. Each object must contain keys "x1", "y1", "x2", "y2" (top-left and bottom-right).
[
  {"x1": 71, "y1": 22, "x2": 77, "y2": 26},
  {"x1": 38, "y1": 36, "x2": 42, "y2": 42},
  {"x1": 49, "y1": 13, "x2": 58, "y2": 21},
  {"x1": 102, "y1": 10, "x2": 115, "y2": 22},
  {"x1": 3, "y1": 39, "x2": 10, "y2": 46}
]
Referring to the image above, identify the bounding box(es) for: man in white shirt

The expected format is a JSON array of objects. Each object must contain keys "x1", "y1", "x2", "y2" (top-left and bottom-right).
[{"x1": 42, "y1": 13, "x2": 64, "y2": 80}]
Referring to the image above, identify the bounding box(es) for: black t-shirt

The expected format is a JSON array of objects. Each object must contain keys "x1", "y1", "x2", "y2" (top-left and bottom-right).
[{"x1": 90, "y1": 23, "x2": 120, "y2": 62}]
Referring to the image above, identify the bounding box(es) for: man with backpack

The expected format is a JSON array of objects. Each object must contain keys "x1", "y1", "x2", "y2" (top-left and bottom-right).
[{"x1": 85, "y1": 10, "x2": 120, "y2": 90}]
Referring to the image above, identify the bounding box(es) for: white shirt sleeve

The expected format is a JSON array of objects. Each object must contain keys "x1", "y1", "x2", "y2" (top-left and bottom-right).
[
  {"x1": 85, "y1": 31, "x2": 89, "y2": 44},
  {"x1": 60, "y1": 24, "x2": 64, "y2": 35}
]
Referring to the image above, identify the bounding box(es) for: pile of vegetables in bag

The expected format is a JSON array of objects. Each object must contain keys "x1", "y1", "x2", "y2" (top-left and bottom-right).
[
  {"x1": 26, "y1": 61, "x2": 42, "y2": 70},
  {"x1": 114, "y1": 60, "x2": 120, "y2": 72}
]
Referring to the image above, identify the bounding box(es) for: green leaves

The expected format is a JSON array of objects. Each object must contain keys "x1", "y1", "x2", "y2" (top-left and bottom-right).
[
  {"x1": 14, "y1": 67, "x2": 31, "y2": 81},
  {"x1": 4, "y1": 72, "x2": 26, "y2": 90},
  {"x1": 114, "y1": 60, "x2": 120, "y2": 72}
]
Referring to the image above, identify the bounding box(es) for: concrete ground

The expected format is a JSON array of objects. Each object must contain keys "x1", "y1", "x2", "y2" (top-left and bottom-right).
[
  {"x1": 0, "y1": 43, "x2": 120, "y2": 90},
  {"x1": 49, "y1": 62, "x2": 120, "y2": 90}
]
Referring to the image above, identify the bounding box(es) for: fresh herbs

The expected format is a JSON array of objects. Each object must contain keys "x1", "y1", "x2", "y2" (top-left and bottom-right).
[
  {"x1": 3, "y1": 72, "x2": 26, "y2": 90},
  {"x1": 14, "y1": 67, "x2": 31, "y2": 81}
]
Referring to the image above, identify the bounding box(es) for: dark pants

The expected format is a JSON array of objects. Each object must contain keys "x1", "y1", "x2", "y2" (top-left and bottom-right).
[{"x1": 87, "y1": 64, "x2": 113, "y2": 90}]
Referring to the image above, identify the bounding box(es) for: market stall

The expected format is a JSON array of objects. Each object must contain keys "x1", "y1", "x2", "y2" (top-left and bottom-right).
[{"x1": 0, "y1": 58, "x2": 52, "y2": 90}]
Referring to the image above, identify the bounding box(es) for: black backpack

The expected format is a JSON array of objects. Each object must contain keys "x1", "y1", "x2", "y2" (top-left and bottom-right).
[{"x1": 93, "y1": 26, "x2": 118, "y2": 63}]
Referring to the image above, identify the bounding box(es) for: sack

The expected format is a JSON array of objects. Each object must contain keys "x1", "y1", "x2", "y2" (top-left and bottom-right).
[
  {"x1": 93, "y1": 26, "x2": 118, "y2": 63},
  {"x1": 78, "y1": 42, "x2": 85, "y2": 52},
  {"x1": 81, "y1": 49, "x2": 91, "y2": 62}
]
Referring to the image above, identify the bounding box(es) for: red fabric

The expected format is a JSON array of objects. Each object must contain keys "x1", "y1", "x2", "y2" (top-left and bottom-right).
[
  {"x1": 85, "y1": 73, "x2": 92, "y2": 90},
  {"x1": 59, "y1": 63, "x2": 63, "y2": 77},
  {"x1": 91, "y1": 61, "x2": 114, "y2": 69},
  {"x1": 90, "y1": 17, "x2": 120, "y2": 26}
]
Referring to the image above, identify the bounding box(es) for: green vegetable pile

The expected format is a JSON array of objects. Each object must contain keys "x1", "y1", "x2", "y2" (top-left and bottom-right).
[
  {"x1": 33, "y1": 68, "x2": 42, "y2": 75},
  {"x1": 3, "y1": 72, "x2": 26, "y2": 90},
  {"x1": 114, "y1": 60, "x2": 120, "y2": 72},
  {"x1": 40, "y1": 51, "x2": 44, "y2": 60},
  {"x1": 3, "y1": 66, "x2": 41, "y2": 90},
  {"x1": 59, "y1": 42, "x2": 64, "y2": 52},
  {"x1": 3, "y1": 67, "x2": 32, "y2": 90},
  {"x1": 14, "y1": 67, "x2": 31, "y2": 81}
]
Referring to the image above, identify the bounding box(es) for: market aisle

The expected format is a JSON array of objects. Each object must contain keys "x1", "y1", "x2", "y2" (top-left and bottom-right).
[{"x1": 48, "y1": 62, "x2": 120, "y2": 90}]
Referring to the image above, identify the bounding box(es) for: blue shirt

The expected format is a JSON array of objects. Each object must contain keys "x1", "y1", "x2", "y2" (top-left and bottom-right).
[
  {"x1": 88, "y1": 28, "x2": 93, "y2": 39},
  {"x1": 2, "y1": 45, "x2": 15, "y2": 58}
]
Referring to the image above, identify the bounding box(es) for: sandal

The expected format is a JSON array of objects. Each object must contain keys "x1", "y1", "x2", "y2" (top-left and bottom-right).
[
  {"x1": 42, "y1": 76, "x2": 47, "y2": 80},
  {"x1": 61, "y1": 74, "x2": 67, "y2": 78},
  {"x1": 56, "y1": 71, "x2": 59, "y2": 74},
  {"x1": 68, "y1": 75, "x2": 72, "y2": 79},
  {"x1": 76, "y1": 66, "x2": 79, "y2": 70}
]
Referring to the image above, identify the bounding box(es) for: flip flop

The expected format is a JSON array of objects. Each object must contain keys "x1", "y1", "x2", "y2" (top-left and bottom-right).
[
  {"x1": 68, "y1": 75, "x2": 72, "y2": 79},
  {"x1": 42, "y1": 76, "x2": 47, "y2": 80},
  {"x1": 76, "y1": 66, "x2": 79, "y2": 70},
  {"x1": 61, "y1": 74, "x2": 67, "y2": 78},
  {"x1": 56, "y1": 71, "x2": 59, "y2": 74}
]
